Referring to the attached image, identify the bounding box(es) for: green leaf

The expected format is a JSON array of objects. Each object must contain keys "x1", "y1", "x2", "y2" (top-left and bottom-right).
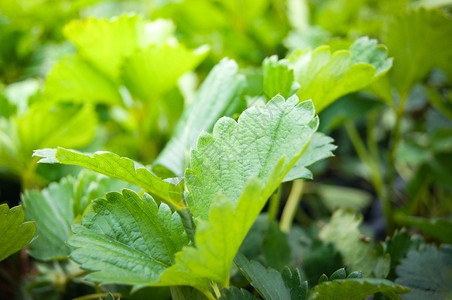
[
  {"x1": 310, "y1": 278, "x2": 410, "y2": 300},
  {"x1": 316, "y1": 184, "x2": 372, "y2": 212},
  {"x1": 185, "y1": 94, "x2": 319, "y2": 220},
  {"x1": 154, "y1": 58, "x2": 246, "y2": 176},
  {"x1": 22, "y1": 177, "x2": 75, "y2": 260},
  {"x1": 17, "y1": 103, "x2": 97, "y2": 156},
  {"x1": 395, "y1": 214, "x2": 452, "y2": 244},
  {"x1": 382, "y1": 9, "x2": 452, "y2": 95},
  {"x1": 281, "y1": 267, "x2": 308, "y2": 300},
  {"x1": 262, "y1": 221, "x2": 291, "y2": 271},
  {"x1": 221, "y1": 287, "x2": 258, "y2": 300},
  {"x1": 396, "y1": 244, "x2": 452, "y2": 300},
  {"x1": 283, "y1": 132, "x2": 336, "y2": 182},
  {"x1": 158, "y1": 177, "x2": 281, "y2": 294},
  {"x1": 33, "y1": 148, "x2": 184, "y2": 209},
  {"x1": 122, "y1": 44, "x2": 209, "y2": 101},
  {"x1": 288, "y1": 37, "x2": 392, "y2": 112},
  {"x1": 68, "y1": 189, "x2": 188, "y2": 285},
  {"x1": 262, "y1": 55, "x2": 297, "y2": 100},
  {"x1": 63, "y1": 15, "x2": 174, "y2": 81},
  {"x1": 235, "y1": 253, "x2": 291, "y2": 300},
  {"x1": 0, "y1": 204, "x2": 36, "y2": 261},
  {"x1": 383, "y1": 229, "x2": 420, "y2": 280},
  {"x1": 44, "y1": 55, "x2": 122, "y2": 105},
  {"x1": 22, "y1": 171, "x2": 139, "y2": 261},
  {"x1": 319, "y1": 209, "x2": 390, "y2": 277}
]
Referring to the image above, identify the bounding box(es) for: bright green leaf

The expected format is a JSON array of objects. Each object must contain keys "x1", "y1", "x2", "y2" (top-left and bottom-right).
[
  {"x1": 288, "y1": 37, "x2": 392, "y2": 112},
  {"x1": 0, "y1": 204, "x2": 36, "y2": 261},
  {"x1": 33, "y1": 148, "x2": 184, "y2": 209},
  {"x1": 262, "y1": 55, "x2": 297, "y2": 100},
  {"x1": 154, "y1": 58, "x2": 246, "y2": 176},
  {"x1": 396, "y1": 244, "x2": 452, "y2": 300},
  {"x1": 68, "y1": 189, "x2": 188, "y2": 285},
  {"x1": 44, "y1": 55, "x2": 122, "y2": 105},
  {"x1": 121, "y1": 44, "x2": 209, "y2": 101},
  {"x1": 18, "y1": 103, "x2": 97, "y2": 156},
  {"x1": 185, "y1": 94, "x2": 319, "y2": 220},
  {"x1": 158, "y1": 176, "x2": 282, "y2": 295},
  {"x1": 319, "y1": 209, "x2": 390, "y2": 277},
  {"x1": 283, "y1": 132, "x2": 336, "y2": 182},
  {"x1": 63, "y1": 15, "x2": 174, "y2": 81}
]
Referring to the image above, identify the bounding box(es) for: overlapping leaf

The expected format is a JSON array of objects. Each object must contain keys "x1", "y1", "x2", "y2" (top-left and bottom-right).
[
  {"x1": 22, "y1": 171, "x2": 139, "y2": 261},
  {"x1": 122, "y1": 44, "x2": 209, "y2": 101},
  {"x1": 33, "y1": 148, "x2": 184, "y2": 209},
  {"x1": 288, "y1": 37, "x2": 392, "y2": 112},
  {"x1": 68, "y1": 189, "x2": 188, "y2": 285},
  {"x1": 185, "y1": 94, "x2": 319, "y2": 220},
  {"x1": 154, "y1": 58, "x2": 246, "y2": 176},
  {"x1": 319, "y1": 209, "x2": 390, "y2": 277},
  {"x1": 0, "y1": 204, "x2": 35, "y2": 261}
]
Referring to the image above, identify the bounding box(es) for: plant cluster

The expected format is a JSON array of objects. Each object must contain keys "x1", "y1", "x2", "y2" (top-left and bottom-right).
[{"x1": 1, "y1": 1, "x2": 452, "y2": 299}]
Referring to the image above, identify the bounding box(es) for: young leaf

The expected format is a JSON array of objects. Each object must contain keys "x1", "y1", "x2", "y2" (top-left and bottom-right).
[
  {"x1": 121, "y1": 44, "x2": 209, "y2": 101},
  {"x1": 383, "y1": 229, "x2": 419, "y2": 281},
  {"x1": 44, "y1": 55, "x2": 122, "y2": 105},
  {"x1": 288, "y1": 37, "x2": 392, "y2": 112},
  {"x1": 262, "y1": 55, "x2": 297, "y2": 100},
  {"x1": 17, "y1": 103, "x2": 97, "y2": 154},
  {"x1": 283, "y1": 132, "x2": 336, "y2": 182},
  {"x1": 68, "y1": 189, "x2": 188, "y2": 285},
  {"x1": 319, "y1": 209, "x2": 390, "y2": 277},
  {"x1": 396, "y1": 244, "x2": 452, "y2": 300},
  {"x1": 235, "y1": 253, "x2": 292, "y2": 300},
  {"x1": 310, "y1": 278, "x2": 410, "y2": 300},
  {"x1": 63, "y1": 15, "x2": 174, "y2": 81},
  {"x1": 154, "y1": 58, "x2": 246, "y2": 176},
  {"x1": 33, "y1": 148, "x2": 184, "y2": 209},
  {"x1": 0, "y1": 204, "x2": 36, "y2": 261},
  {"x1": 185, "y1": 94, "x2": 318, "y2": 220}
]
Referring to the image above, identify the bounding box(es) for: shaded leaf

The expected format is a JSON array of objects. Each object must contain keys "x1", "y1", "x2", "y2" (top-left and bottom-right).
[
  {"x1": 396, "y1": 244, "x2": 452, "y2": 300},
  {"x1": 319, "y1": 209, "x2": 390, "y2": 277},
  {"x1": 235, "y1": 253, "x2": 291, "y2": 300},
  {"x1": 395, "y1": 214, "x2": 452, "y2": 244},
  {"x1": 310, "y1": 278, "x2": 410, "y2": 300}
]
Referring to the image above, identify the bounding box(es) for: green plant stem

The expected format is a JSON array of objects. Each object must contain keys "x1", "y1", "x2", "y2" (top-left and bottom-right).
[
  {"x1": 385, "y1": 93, "x2": 409, "y2": 231},
  {"x1": 344, "y1": 122, "x2": 384, "y2": 198},
  {"x1": 280, "y1": 179, "x2": 304, "y2": 233},
  {"x1": 267, "y1": 187, "x2": 281, "y2": 222}
]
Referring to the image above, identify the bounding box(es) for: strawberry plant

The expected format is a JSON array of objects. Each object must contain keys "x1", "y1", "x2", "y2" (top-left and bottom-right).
[{"x1": 1, "y1": 1, "x2": 452, "y2": 299}]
